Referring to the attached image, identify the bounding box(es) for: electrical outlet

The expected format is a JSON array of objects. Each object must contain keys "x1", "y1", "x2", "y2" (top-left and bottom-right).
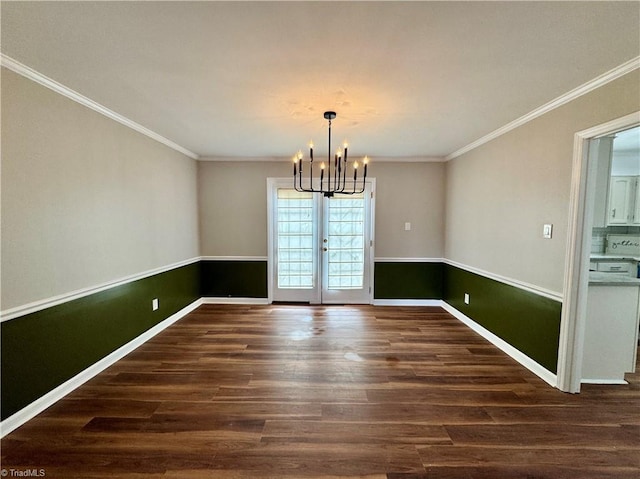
[
  {"x1": 404, "y1": 222, "x2": 411, "y2": 231},
  {"x1": 152, "y1": 298, "x2": 159, "y2": 311},
  {"x1": 464, "y1": 293, "x2": 470, "y2": 305}
]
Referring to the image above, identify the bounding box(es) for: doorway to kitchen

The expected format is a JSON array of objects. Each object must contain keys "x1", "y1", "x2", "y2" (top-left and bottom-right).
[
  {"x1": 267, "y1": 178, "x2": 375, "y2": 304},
  {"x1": 558, "y1": 111, "x2": 640, "y2": 393}
]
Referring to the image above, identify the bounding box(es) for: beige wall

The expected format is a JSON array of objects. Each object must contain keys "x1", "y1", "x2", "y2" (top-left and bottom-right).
[
  {"x1": 445, "y1": 70, "x2": 640, "y2": 294},
  {"x1": 6, "y1": 62, "x2": 635, "y2": 308},
  {"x1": 371, "y1": 162, "x2": 445, "y2": 258},
  {"x1": 1, "y1": 69, "x2": 200, "y2": 310},
  {"x1": 198, "y1": 160, "x2": 445, "y2": 259},
  {"x1": 198, "y1": 161, "x2": 290, "y2": 257}
]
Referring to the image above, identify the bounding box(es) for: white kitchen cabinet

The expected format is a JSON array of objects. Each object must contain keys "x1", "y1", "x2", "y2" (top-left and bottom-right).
[
  {"x1": 582, "y1": 284, "x2": 640, "y2": 383},
  {"x1": 591, "y1": 137, "x2": 614, "y2": 228},
  {"x1": 607, "y1": 176, "x2": 637, "y2": 225},
  {"x1": 634, "y1": 178, "x2": 640, "y2": 225}
]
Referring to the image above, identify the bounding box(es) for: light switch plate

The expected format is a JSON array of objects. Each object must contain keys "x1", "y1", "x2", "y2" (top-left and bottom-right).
[
  {"x1": 152, "y1": 298, "x2": 159, "y2": 311},
  {"x1": 543, "y1": 224, "x2": 553, "y2": 239},
  {"x1": 404, "y1": 222, "x2": 411, "y2": 231}
]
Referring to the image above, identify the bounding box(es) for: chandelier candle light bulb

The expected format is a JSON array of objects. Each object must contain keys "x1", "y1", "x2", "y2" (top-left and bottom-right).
[{"x1": 293, "y1": 111, "x2": 368, "y2": 197}]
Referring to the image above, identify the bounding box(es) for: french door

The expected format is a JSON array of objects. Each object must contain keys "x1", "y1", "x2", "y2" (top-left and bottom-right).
[{"x1": 268, "y1": 178, "x2": 374, "y2": 304}]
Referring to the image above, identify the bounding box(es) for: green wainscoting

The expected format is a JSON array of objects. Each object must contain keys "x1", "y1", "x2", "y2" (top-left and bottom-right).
[
  {"x1": 443, "y1": 264, "x2": 562, "y2": 373},
  {"x1": 1, "y1": 262, "x2": 200, "y2": 420},
  {"x1": 374, "y1": 261, "x2": 444, "y2": 299},
  {"x1": 3, "y1": 258, "x2": 563, "y2": 422},
  {"x1": 200, "y1": 260, "x2": 268, "y2": 298}
]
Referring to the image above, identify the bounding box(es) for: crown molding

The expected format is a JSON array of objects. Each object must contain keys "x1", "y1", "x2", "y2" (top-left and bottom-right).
[
  {"x1": 198, "y1": 156, "x2": 290, "y2": 162},
  {"x1": 198, "y1": 155, "x2": 445, "y2": 163},
  {"x1": 446, "y1": 56, "x2": 640, "y2": 161},
  {"x1": 370, "y1": 156, "x2": 446, "y2": 163},
  {"x1": 1, "y1": 54, "x2": 199, "y2": 160}
]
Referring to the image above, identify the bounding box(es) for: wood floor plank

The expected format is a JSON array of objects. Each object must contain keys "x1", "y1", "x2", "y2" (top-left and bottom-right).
[
  {"x1": 391, "y1": 465, "x2": 640, "y2": 479},
  {"x1": 416, "y1": 444, "x2": 640, "y2": 469},
  {"x1": 261, "y1": 420, "x2": 451, "y2": 445},
  {"x1": 214, "y1": 386, "x2": 368, "y2": 402},
  {"x1": 444, "y1": 423, "x2": 640, "y2": 447},
  {"x1": 321, "y1": 403, "x2": 493, "y2": 424},
  {"x1": 1, "y1": 304, "x2": 638, "y2": 478},
  {"x1": 206, "y1": 442, "x2": 425, "y2": 476},
  {"x1": 484, "y1": 405, "x2": 640, "y2": 425}
]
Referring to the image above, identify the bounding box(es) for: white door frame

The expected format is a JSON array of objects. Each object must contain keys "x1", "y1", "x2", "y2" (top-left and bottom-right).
[
  {"x1": 267, "y1": 177, "x2": 375, "y2": 304},
  {"x1": 557, "y1": 111, "x2": 640, "y2": 393}
]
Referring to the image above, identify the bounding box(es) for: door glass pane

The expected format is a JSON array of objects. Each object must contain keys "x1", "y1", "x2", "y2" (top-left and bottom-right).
[
  {"x1": 277, "y1": 189, "x2": 314, "y2": 289},
  {"x1": 327, "y1": 193, "x2": 365, "y2": 289}
]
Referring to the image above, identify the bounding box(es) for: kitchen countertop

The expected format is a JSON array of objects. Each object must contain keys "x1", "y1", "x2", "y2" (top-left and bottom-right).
[
  {"x1": 590, "y1": 254, "x2": 640, "y2": 262},
  {"x1": 589, "y1": 272, "x2": 640, "y2": 286}
]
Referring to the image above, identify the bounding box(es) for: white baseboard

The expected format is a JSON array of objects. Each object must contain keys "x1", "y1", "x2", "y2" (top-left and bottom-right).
[
  {"x1": 201, "y1": 297, "x2": 270, "y2": 305},
  {"x1": 0, "y1": 298, "x2": 203, "y2": 438},
  {"x1": 441, "y1": 302, "x2": 558, "y2": 388},
  {"x1": 581, "y1": 378, "x2": 628, "y2": 385},
  {"x1": 372, "y1": 299, "x2": 442, "y2": 307}
]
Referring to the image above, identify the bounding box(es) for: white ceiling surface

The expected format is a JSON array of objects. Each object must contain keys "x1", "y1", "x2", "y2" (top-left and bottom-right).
[{"x1": 1, "y1": 2, "x2": 639, "y2": 160}]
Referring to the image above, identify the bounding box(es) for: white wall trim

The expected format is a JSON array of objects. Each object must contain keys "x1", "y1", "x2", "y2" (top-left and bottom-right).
[
  {"x1": 374, "y1": 156, "x2": 446, "y2": 163},
  {"x1": 444, "y1": 259, "x2": 563, "y2": 302},
  {"x1": 0, "y1": 298, "x2": 203, "y2": 438},
  {"x1": 0, "y1": 54, "x2": 199, "y2": 160},
  {"x1": 373, "y1": 299, "x2": 442, "y2": 307},
  {"x1": 441, "y1": 302, "x2": 558, "y2": 387},
  {"x1": 446, "y1": 56, "x2": 640, "y2": 161},
  {"x1": 0, "y1": 257, "x2": 201, "y2": 322},
  {"x1": 581, "y1": 378, "x2": 628, "y2": 385},
  {"x1": 374, "y1": 257, "x2": 445, "y2": 263},
  {"x1": 199, "y1": 156, "x2": 445, "y2": 163},
  {"x1": 201, "y1": 297, "x2": 270, "y2": 305},
  {"x1": 201, "y1": 256, "x2": 268, "y2": 261}
]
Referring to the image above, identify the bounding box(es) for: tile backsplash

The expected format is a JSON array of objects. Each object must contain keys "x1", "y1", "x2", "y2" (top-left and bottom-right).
[{"x1": 592, "y1": 226, "x2": 640, "y2": 253}]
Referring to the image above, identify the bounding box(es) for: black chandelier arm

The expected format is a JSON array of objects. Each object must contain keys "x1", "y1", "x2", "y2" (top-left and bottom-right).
[
  {"x1": 338, "y1": 157, "x2": 347, "y2": 192},
  {"x1": 292, "y1": 110, "x2": 368, "y2": 197},
  {"x1": 293, "y1": 168, "x2": 367, "y2": 195}
]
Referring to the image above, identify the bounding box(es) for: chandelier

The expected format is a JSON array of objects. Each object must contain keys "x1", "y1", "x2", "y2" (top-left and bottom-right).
[{"x1": 292, "y1": 111, "x2": 368, "y2": 197}]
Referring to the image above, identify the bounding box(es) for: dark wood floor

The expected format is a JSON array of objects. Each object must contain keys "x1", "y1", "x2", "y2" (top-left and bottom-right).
[{"x1": 2, "y1": 304, "x2": 639, "y2": 478}]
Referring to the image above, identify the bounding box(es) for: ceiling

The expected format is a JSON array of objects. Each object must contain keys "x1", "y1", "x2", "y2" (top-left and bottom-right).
[{"x1": 1, "y1": 1, "x2": 639, "y2": 160}]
